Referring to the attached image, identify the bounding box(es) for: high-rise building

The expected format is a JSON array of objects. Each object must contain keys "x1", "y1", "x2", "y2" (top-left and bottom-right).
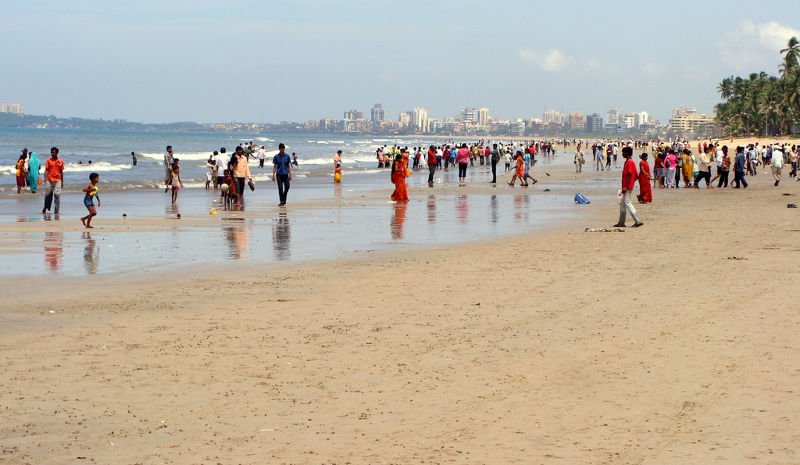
[
  {"x1": 343, "y1": 109, "x2": 363, "y2": 121},
  {"x1": 585, "y1": 113, "x2": 603, "y2": 133},
  {"x1": 543, "y1": 109, "x2": 565, "y2": 124},
  {"x1": 0, "y1": 102, "x2": 23, "y2": 114},
  {"x1": 568, "y1": 112, "x2": 586, "y2": 131},
  {"x1": 461, "y1": 107, "x2": 477, "y2": 123},
  {"x1": 636, "y1": 111, "x2": 649, "y2": 128},
  {"x1": 605, "y1": 108, "x2": 620, "y2": 125},
  {"x1": 623, "y1": 113, "x2": 637, "y2": 129},
  {"x1": 478, "y1": 107, "x2": 490, "y2": 126},
  {"x1": 412, "y1": 107, "x2": 429, "y2": 133},
  {"x1": 399, "y1": 111, "x2": 411, "y2": 127},
  {"x1": 370, "y1": 104, "x2": 385, "y2": 122}
]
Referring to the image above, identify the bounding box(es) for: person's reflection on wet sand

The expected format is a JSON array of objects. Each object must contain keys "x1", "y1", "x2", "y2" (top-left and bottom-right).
[
  {"x1": 456, "y1": 195, "x2": 468, "y2": 224},
  {"x1": 391, "y1": 202, "x2": 408, "y2": 240},
  {"x1": 44, "y1": 231, "x2": 63, "y2": 272},
  {"x1": 223, "y1": 218, "x2": 248, "y2": 259},
  {"x1": 272, "y1": 211, "x2": 290, "y2": 261},
  {"x1": 426, "y1": 195, "x2": 436, "y2": 224},
  {"x1": 490, "y1": 194, "x2": 499, "y2": 224},
  {"x1": 514, "y1": 194, "x2": 530, "y2": 223},
  {"x1": 83, "y1": 231, "x2": 99, "y2": 274}
]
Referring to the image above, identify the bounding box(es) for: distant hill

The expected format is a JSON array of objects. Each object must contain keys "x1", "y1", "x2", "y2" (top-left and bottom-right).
[{"x1": 0, "y1": 112, "x2": 208, "y2": 132}]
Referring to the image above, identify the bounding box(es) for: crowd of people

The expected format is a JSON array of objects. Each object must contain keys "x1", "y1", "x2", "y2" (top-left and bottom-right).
[{"x1": 10, "y1": 136, "x2": 798, "y2": 229}]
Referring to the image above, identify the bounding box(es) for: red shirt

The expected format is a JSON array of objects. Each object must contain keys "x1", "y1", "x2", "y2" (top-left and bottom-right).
[
  {"x1": 427, "y1": 148, "x2": 437, "y2": 165},
  {"x1": 45, "y1": 157, "x2": 64, "y2": 182},
  {"x1": 622, "y1": 158, "x2": 637, "y2": 191}
]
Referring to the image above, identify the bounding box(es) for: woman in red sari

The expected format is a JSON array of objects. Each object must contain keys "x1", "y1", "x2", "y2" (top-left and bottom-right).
[
  {"x1": 390, "y1": 153, "x2": 409, "y2": 202},
  {"x1": 637, "y1": 153, "x2": 653, "y2": 204}
]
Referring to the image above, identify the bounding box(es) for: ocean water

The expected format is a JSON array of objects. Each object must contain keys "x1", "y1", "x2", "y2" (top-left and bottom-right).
[{"x1": 0, "y1": 128, "x2": 467, "y2": 191}]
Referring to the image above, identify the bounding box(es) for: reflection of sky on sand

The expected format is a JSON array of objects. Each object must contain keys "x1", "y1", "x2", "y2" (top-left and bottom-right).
[{"x1": 0, "y1": 165, "x2": 609, "y2": 276}]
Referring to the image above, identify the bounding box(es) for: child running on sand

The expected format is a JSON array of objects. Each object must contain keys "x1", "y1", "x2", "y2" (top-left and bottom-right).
[{"x1": 80, "y1": 172, "x2": 100, "y2": 228}]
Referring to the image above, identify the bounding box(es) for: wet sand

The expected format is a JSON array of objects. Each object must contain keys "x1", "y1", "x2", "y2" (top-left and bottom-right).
[{"x1": 1, "y1": 146, "x2": 799, "y2": 464}]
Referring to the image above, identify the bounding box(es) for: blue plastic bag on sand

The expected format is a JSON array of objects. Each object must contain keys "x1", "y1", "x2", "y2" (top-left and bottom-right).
[{"x1": 574, "y1": 193, "x2": 591, "y2": 204}]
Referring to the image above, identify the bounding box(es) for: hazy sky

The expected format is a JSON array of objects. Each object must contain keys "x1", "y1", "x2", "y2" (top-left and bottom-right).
[{"x1": 2, "y1": 0, "x2": 799, "y2": 124}]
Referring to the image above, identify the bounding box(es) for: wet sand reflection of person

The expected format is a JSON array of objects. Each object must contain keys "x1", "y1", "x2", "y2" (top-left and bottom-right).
[
  {"x1": 391, "y1": 202, "x2": 408, "y2": 240},
  {"x1": 44, "y1": 231, "x2": 63, "y2": 272},
  {"x1": 223, "y1": 221, "x2": 248, "y2": 260},
  {"x1": 426, "y1": 195, "x2": 436, "y2": 224},
  {"x1": 272, "y1": 211, "x2": 290, "y2": 261},
  {"x1": 490, "y1": 194, "x2": 499, "y2": 224},
  {"x1": 83, "y1": 231, "x2": 99, "y2": 274},
  {"x1": 456, "y1": 195, "x2": 468, "y2": 224},
  {"x1": 513, "y1": 194, "x2": 530, "y2": 224}
]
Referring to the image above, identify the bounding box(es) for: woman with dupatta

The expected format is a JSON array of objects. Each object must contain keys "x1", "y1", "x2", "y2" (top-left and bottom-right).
[
  {"x1": 637, "y1": 153, "x2": 653, "y2": 204},
  {"x1": 390, "y1": 152, "x2": 409, "y2": 202},
  {"x1": 27, "y1": 151, "x2": 41, "y2": 193}
]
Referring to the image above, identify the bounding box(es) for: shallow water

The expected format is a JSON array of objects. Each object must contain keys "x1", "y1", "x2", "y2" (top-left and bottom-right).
[{"x1": 0, "y1": 160, "x2": 615, "y2": 276}]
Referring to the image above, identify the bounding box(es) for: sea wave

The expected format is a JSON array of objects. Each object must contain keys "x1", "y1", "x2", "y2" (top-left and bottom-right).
[{"x1": 65, "y1": 161, "x2": 133, "y2": 173}]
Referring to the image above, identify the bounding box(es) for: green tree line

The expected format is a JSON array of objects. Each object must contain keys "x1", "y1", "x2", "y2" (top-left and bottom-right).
[{"x1": 715, "y1": 37, "x2": 800, "y2": 136}]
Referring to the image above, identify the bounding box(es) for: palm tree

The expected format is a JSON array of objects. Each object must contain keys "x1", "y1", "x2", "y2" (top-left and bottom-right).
[
  {"x1": 717, "y1": 76, "x2": 734, "y2": 99},
  {"x1": 780, "y1": 36, "x2": 800, "y2": 73}
]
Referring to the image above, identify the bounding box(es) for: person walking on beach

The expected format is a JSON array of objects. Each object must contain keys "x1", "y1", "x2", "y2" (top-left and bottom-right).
[
  {"x1": 490, "y1": 143, "x2": 500, "y2": 184},
  {"x1": 771, "y1": 145, "x2": 783, "y2": 186},
  {"x1": 163, "y1": 145, "x2": 174, "y2": 192},
  {"x1": 15, "y1": 153, "x2": 27, "y2": 194},
  {"x1": 27, "y1": 151, "x2": 41, "y2": 193},
  {"x1": 522, "y1": 149, "x2": 538, "y2": 186},
  {"x1": 80, "y1": 172, "x2": 100, "y2": 228},
  {"x1": 614, "y1": 146, "x2": 644, "y2": 228},
  {"x1": 426, "y1": 145, "x2": 437, "y2": 186},
  {"x1": 637, "y1": 153, "x2": 652, "y2": 204},
  {"x1": 681, "y1": 149, "x2": 694, "y2": 187},
  {"x1": 390, "y1": 153, "x2": 409, "y2": 202},
  {"x1": 231, "y1": 146, "x2": 253, "y2": 203},
  {"x1": 333, "y1": 150, "x2": 343, "y2": 183},
  {"x1": 733, "y1": 146, "x2": 748, "y2": 188},
  {"x1": 42, "y1": 147, "x2": 64, "y2": 215},
  {"x1": 169, "y1": 159, "x2": 184, "y2": 204},
  {"x1": 257, "y1": 146, "x2": 266, "y2": 168},
  {"x1": 272, "y1": 143, "x2": 292, "y2": 206},
  {"x1": 694, "y1": 146, "x2": 713, "y2": 188},
  {"x1": 508, "y1": 151, "x2": 527, "y2": 187},
  {"x1": 456, "y1": 143, "x2": 470, "y2": 186}
]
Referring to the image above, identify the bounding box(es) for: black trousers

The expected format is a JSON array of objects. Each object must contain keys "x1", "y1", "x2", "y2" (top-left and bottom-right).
[
  {"x1": 427, "y1": 164, "x2": 436, "y2": 184},
  {"x1": 276, "y1": 174, "x2": 290, "y2": 203}
]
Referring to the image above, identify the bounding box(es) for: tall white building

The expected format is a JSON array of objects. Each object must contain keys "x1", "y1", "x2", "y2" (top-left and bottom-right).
[
  {"x1": 0, "y1": 102, "x2": 23, "y2": 114},
  {"x1": 461, "y1": 107, "x2": 477, "y2": 123},
  {"x1": 606, "y1": 108, "x2": 620, "y2": 125},
  {"x1": 623, "y1": 113, "x2": 637, "y2": 129},
  {"x1": 412, "y1": 107, "x2": 429, "y2": 133},
  {"x1": 636, "y1": 111, "x2": 649, "y2": 128},
  {"x1": 478, "y1": 107, "x2": 490, "y2": 126},
  {"x1": 543, "y1": 109, "x2": 565, "y2": 124}
]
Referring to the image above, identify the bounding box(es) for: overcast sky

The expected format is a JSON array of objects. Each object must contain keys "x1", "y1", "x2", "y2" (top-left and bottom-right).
[{"x1": 2, "y1": 0, "x2": 799, "y2": 124}]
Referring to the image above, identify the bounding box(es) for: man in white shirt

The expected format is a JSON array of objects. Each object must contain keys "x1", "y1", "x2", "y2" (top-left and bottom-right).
[
  {"x1": 771, "y1": 145, "x2": 784, "y2": 186},
  {"x1": 257, "y1": 146, "x2": 267, "y2": 168}
]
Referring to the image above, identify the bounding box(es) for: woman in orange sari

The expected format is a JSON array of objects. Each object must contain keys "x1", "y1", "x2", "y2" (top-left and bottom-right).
[
  {"x1": 390, "y1": 153, "x2": 409, "y2": 202},
  {"x1": 637, "y1": 153, "x2": 652, "y2": 204}
]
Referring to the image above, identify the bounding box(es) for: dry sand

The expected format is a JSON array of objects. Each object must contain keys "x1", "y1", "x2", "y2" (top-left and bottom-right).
[{"x1": 1, "y1": 144, "x2": 799, "y2": 464}]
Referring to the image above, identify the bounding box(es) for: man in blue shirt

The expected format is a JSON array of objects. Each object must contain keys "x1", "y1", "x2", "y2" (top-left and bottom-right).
[{"x1": 272, "y1": 143, "x2": 292, "y2": 206}]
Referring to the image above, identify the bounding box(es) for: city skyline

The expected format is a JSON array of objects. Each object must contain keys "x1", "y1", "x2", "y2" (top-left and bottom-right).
[{"x1": 2, "y1": 0, "x2": 799, "y2": 124}]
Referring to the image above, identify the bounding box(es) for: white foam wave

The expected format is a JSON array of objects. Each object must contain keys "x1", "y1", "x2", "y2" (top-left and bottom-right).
[
  {"x1": 66, "y1": 161, "x2": 133, "y2": 173},
  {"x1": 138, "y1": 151, "x2": 216, "y2": 161}
]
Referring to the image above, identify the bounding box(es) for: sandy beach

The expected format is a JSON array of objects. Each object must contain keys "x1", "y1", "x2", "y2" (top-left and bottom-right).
[{"x1": 1, "y1": 141, "x2": 799, "y2": 464}]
